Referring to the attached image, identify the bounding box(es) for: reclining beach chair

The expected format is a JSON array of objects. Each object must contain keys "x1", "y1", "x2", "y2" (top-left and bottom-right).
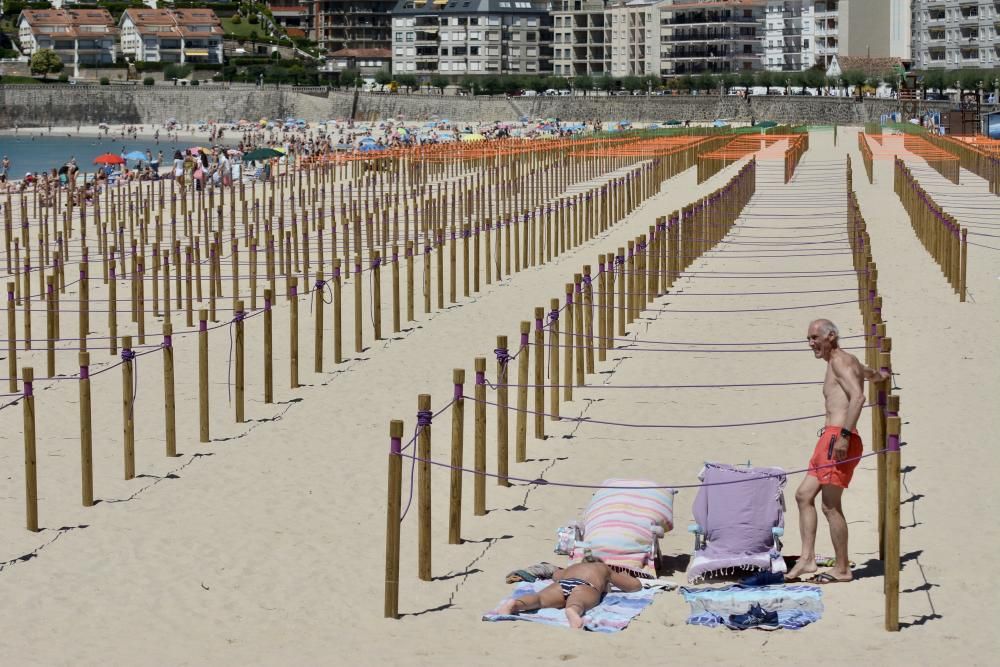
[
  {"x1": 686, "y1": 462, "x2": 787, "y2": 583},
  {"x1": 561, "y1": 479, "x2": 676, "y2": 579}
]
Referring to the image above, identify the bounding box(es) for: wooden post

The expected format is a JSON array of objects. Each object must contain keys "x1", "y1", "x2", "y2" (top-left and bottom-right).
[
  {"x1": 46, "y1": 276, "x2": 55, "y2": 377},
  {"x1": 6, "y1": 283, "x2": 15, "y2": 391},
  {"x1": 289, "y1": 276, "x2": 299, "y2": 389},
  {"x1": 884, "y1": 416, "x2": 902, "y2": 631},
  {"x1": 563, "y1": 284, "x2": 573, "y2": 401},
  {"x1": 417, "y1": 393, "x2": 432, "y2": 581},
  {"x1": 384, "y1": 419, "x2": 403, "y2": 619},
  {"x1": 199, "y1": 310, "x2": 210, "y2": 442},
  {"x1": 406, "y1": 241, "x2": 415, "y2": 322},
  {"x1": 163, "y1": 323, "x2": 177, "y2": 457},
  {"x1": 549, "y1": 298, "x2": 560, "y2": 420},
  {"x1": 392, "y1": 246, "x2": 401, "y2": 333},
  {"x1": 471, "y1": 357, "x2": 488, "y2": 516},
  {"x1": 22, "y1": 367, "x2": 38, "y2": 531},
  {"x1": 122, "y1": 335, "x2": 135, "y2": 480},
  {"x1": 235, "y1": 301, "x2": 246, "y2": 423},
  {"x1": 79, "y1": 352, "x2": 93, "y2": 507},
  {"x1": 333, "y1": 261, "x2": 343, "y2": 363},
  {"x1": 354, "y1": 255, "x2": 363, "y2": 352},
  {"x1": 313, "y1": 272, "x2": 325, "y2": 372},
  {"x1": 533, "y1": 307, "x2": 545, "y2": 439},
  {"x1": 373, "y1": 251, "x2": 383, "y2": 340},
  {"x1": 516, "y1": 321, "x2": 530, "y2": 463},
  {"x1": 449, "y1": 369, "x2": 465, "y2": 545},
  {"x1": 496, "y1": 335, "x2": 510, "y2": 487},
  {"x1": 264, "y1": 289, "x2": 273, "y2": 404}
]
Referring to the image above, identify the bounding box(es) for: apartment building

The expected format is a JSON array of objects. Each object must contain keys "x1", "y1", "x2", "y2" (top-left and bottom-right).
[
  {"x1": 18, "y1": 8, "x2": 117, "y2": 74},
  {"x1": 763, "y1": 0, "x2": 816, "y2": 71},
  {"x1": 659, "y1": 0, "x2": 764, "y2": 76},
  {"x1": 390, "y1": 0, "x2": 552, "y2": 76},
  {"x1": 912, "y1": 0, "x2": 1000, "y2": 70},
  {"x1": 119, "y1": 8, "x2": 224, "y2": 64},
  {"x1": 313, "y1": 0, "x2": 398, "y2": 55},
  {"x1": 551, "y1": 0, "x2": 609, "y2": 76},
  {"x1": 605, "y1": 0, "x2": 665, "y2": 78}
]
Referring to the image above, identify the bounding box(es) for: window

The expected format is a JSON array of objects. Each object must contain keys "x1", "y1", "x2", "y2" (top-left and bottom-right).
[
  {"x1": 510, "y1": 47, "x2": 521, "y2": 57},
  {"x1": 527, "y1": 18, "x2": 537, "y2": 26},
  {"x1": 511, "y1": 32, "x2": 520, "y2": 40},
  {"x1": 469, "y1": 31, "x2": 481, "y2": 40},
  {"x1": 407, "y1": 62, "x2": 416, "y2": 70},
  {"x1": 395, "y1": 32, "x2": 403, "y2": 41},
  {"x1": 441, "y1": 62, "x2": 450, "y2": 70},
  {"x1": 394, "y1": 18, "x2": 404, "y2": 26},
  {"x1": 488, "y1": 16, "x2": 500, "y2": 25},
  {"x1": 487, "y1": 31, "x2": 500, "y2": 40},
  {"x1": 487, "y1": 46, "x2": 499, "y2": 55},
  {"x1": 406, "y1": 18, "x2": 415, "y2": 26},
  {"x1": 406, "y1": 32, "x2": 415, "y2": 41},
  {"x1": 470, "y1": 61, "x2": 481, "y2": 70},
  {"x1": 526, "y1": 47, "x2": 536, "y2": 56},
  {"x1": 406, "y1": 47, "x2": 415, "y2": 56},
  {"x1": 442, "y1": 32, "x2": 450, "y2": 40},
  {"x1": 395, "y1": 46, "x2": 403, "y2": 55}
]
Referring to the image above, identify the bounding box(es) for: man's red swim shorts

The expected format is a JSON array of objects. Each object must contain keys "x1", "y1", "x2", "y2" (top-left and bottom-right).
[{"x1": 808, "y1": 425, "x2": 864, "y2": 488}]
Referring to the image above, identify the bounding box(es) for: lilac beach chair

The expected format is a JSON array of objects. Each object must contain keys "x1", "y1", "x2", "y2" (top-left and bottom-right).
[{"x1": 686, "y1": 463, "x2": 788, "y2": 583}]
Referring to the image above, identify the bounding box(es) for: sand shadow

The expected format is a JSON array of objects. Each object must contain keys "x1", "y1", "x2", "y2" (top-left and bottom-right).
[
  {"x1": 432, "y1": 568, "x2": 483, "y2": 581},
  {"x1": 657, "y1": 553, "x2": 691, "y2": 576},
  {"x1": 0, "y1": 524, "x2": 88, "y2": 573}
]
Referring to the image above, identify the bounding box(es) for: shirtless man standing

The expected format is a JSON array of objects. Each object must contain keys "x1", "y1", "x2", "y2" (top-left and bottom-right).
[{"x1": 785, "y1": 318, "x2": 889, "y2": 584}]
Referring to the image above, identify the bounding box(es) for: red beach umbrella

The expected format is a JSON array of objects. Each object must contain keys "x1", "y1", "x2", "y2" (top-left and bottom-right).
[{"x1": 93, "y1": 153, "x2": 125, "y2": 165}]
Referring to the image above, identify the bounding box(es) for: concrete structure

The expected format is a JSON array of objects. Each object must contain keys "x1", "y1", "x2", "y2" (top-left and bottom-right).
[
  {"x1": 323, "y1": 46, "x2": 392, "y2": 77},
  {"x1": 838, "y1": 0, "x2": 910, "y2": 60},
  {"x1": 390, "y1": 0, "x2": 552, "y2": 77},
  {"x1": 17, "y1": 8, "x2": 117, "y2": 76},
  {"x1": 912, "y1": 0, "x2": 999, "y2": 70},
  {"x1": 763, "y1": 0, "x2": 816, "y2": 71},
  {"x1": 1, "y1": 84, "x2": 980, "y2": 126},
  {"x1": 118, "y1": 8, "x2": 224, "y2": 64},
  {"x1": 606, "y1": 0, "x2": 663, "y2": 78},
  {"x1": 551, "y1": 0, "x2": 609, "y2": 77},
  {"x1": 659, "y1": 0, "x2": 765, "y2": 76},
  {"x1": 313, "y1": 0, "x2": 397, "y2": 56},
  {"x1": 269, "y1": 4, "x2": 315, "y2": 40}
]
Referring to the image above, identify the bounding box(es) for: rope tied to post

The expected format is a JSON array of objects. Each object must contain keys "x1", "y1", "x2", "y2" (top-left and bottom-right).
[{"x1": 494, "y1": 346, "x2": 510, "y2": 370}]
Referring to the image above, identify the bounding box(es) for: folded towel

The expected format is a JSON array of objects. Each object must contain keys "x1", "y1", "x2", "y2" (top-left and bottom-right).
[
  {"x1": 680, "y1": 583, "x2": 824, "y2": 630},
  {"x1": 483, "y1": 580, "x2": 664, "y2": 633}
]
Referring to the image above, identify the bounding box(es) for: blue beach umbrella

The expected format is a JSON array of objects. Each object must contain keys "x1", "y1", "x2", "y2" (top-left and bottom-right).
[{"x1": 124, "y1": 151, "x2": 148, "y2": 162}]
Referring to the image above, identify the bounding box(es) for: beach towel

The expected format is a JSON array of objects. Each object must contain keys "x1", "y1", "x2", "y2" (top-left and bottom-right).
[
  {"x1": 483, "y1": 580, "x2": 668, "y2": 633},
  {"x1": 680, "y1": 583, "x2": 823, "y2": 630},
  {"x1": 688, "y1": 463, "x2": 787, "y2": 583},
  {"x1": 568, "y1": 479, "x2": 675, "y2": 578}
]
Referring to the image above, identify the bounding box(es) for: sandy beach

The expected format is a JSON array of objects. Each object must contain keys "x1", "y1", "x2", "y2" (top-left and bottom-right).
[{"x1": 0, "y1": 127, "x2": 996, "y2": 664}]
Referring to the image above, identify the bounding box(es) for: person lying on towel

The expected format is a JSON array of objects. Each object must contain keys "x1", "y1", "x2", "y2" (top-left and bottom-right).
[{"x1": 497, "y1": 553, "x2": 641, "y2": 629}]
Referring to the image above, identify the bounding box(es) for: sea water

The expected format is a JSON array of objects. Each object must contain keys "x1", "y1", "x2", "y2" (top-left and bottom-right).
[{"x1": 0, "y1": 134, "x2": 233, "y2": 179}]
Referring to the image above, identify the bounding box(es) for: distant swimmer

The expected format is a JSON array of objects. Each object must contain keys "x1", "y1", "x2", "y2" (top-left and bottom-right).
[{"x1": 785, "y1": 319, "x2": 889, "y2": 584}]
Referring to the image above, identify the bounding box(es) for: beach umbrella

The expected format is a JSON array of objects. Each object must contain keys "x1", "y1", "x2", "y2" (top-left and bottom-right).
[
  {"x1": 357, "y1": 143, "x2": 384, "y2": 153},
  {"x1": 665, "y1": 120, "x2": 681, "y2": 125},
  {"x1": 713, "y1": 119, "x2": 729, "y2": 127},
  {"x1": 460, "y1": 133, "x2": 485, "y2": 142},
  {"x1": 758, "y1": 121, "x2": 778, "y2": 129},
  {"x1": 242, "y1": 148, "x2": 283, "y2": 162},
  {"x1": 93, "y1": 153, "x2": 125, "y2": 165},
  {"x1": 124, "y1": 151, "x2": 148, "y2": 162}
]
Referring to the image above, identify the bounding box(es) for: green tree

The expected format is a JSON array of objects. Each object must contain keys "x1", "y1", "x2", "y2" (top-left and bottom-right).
[
  {"x1": 920, "y1": 69, "x2": 945, "y2": 95},
  {"x1": 29, "y1": 48, "x2": 62, "y2": 79},
  {"x1": 643, "y1": 74, "x2": 661, "y2": 93},
  {"x1": 164, "y1": 63, "x2": 193, "y2": 80},
  {"x1": 479, "y1": 74, "x2": 501, "y2": 95},
  {"x1": 720, "y1": 72, "x2": 737, "y2": 95},
  {"x1": 573, "y1": 74, "x2": 593, "y2": 96},
  {"x1": 375, "y1": 68, "x2": 392, "y2": 87},
  {"x1": 526, "y1": 75, "x2": 547, "y2": 93},
  {"x1": 738, "y1": 69, "x2": 755, "y2": 94},
  {"x1": 499, "y1": 74, "x2": 522, "y2": 95},
  {"x1": 595, "y1": 74, "x2": 615, "y2": 94},
  {"x1": 396, "y1": 73, "x2": 418, "y2": 93},
  {"x1": 842, "y1": 69, "x2": 867, "y2": 96},
  {"x1": 696, "y1": 72, "x2": 717, "y2": 94},
  {"x1": 957, "y1": 68, "x2": 985, "y2": 94},
  {"x1": 678, "y1": 74, "x2": 695, "y2": 94},
  {"x1": 459, "y1": 75, "x2": 478, "y2": 95},
  {"x1": 755, "y1": 69, "x2": 773, "y2": 95},
  {"x1": 801, "y1": 66, "x2": 826, "y2": 93},
  {"x1": 429, "y1": 73, "x2": 449, "y2": 94},
  {"x1": 622, "y1": 75, "x2": 643, "y2": 93}
]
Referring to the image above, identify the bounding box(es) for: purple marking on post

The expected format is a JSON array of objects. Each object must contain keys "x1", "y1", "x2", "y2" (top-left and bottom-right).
[
  {"x1": 454, "y1": 382, "x2": 463, "y2": 400},
  {"x1": 80, "y1": 365, "x2": 89, "y2": 380},
  {"x1": 566, "y1": 292, "x2": 573, "y2": 305},
  {"x1": 887, "y1": 433, "x2": 900, "y2": 453},
  {"x1": 24, "y1": 381, "x2": 33, "y2": 398},
  {"x1": 200, "y1": 318, "x2": 208, "y2": 332},
  {"x1": 476, "y1": 371, "x2": 485, "y2": 385},
  {"x1": 520, "y1": 332, "x2": 529, "y2": 346},
  {"x1": 164, "y1": 335, "x2": 173, "y2": 348},
  {"x1": 391, "y1": 435, "x2": 401, "y2": 455}
]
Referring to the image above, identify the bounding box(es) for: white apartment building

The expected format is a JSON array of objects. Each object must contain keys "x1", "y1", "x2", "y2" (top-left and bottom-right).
[
  {"x1": 606, "y1": 0, "x2": 663, "y2": 78},
  {"x1": 763, "y1": 0, "x2": 816, "y2": 71},
  {"x1": 119, "y1": 8, "x2": 224, "y2": 65},
  {"x1": 390, "y1": 0, "x2": 552, "y2": 76},
  {"x1": 18, "y1": 8, "x2": 117, "y2": 76},
  {"x1": 911, "y1": 0, "x2": 1000, "y2": 70}
]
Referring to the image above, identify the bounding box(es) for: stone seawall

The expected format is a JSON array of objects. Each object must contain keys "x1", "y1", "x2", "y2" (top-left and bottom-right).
[{"x1": 0, "y1": 85, "x2": 974, "y2": 128}]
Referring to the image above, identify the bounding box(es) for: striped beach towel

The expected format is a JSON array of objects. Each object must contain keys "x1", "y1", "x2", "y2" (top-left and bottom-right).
[{"x1": 569, "y1": 479, "x2": 675, "y2": 578}]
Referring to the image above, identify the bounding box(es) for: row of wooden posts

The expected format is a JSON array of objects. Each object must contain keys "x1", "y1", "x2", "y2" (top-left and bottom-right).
[
  {"x1": 924, "y1": 133, "x2": 1000, "y2": 195},
  {"x1": 858, "y1": 132, "x2": 875, "y2": 184},
  {"x1": 383, "y1": 158, "x2": 759, "y2": 619},
  {"x1": 783, "y1": 133, "x2": 809, "y2": 184},
  {"x1": 892, "y1": 157, "x2": 968, "y2": 301},
  {"x1": 847, "y1": 155, "x2": 903, "y2": 632},
  {"x1": 8, "y1": 149, "x2": 699, "y2": 533},
  {"x1": 2, "y1": 136, "x2": 714, "y2": 391}
]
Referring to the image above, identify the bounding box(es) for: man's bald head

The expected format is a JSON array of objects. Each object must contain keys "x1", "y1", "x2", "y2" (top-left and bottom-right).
[{"x1": 809, "y1": 318, "x2": 839, "y2": 341}]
